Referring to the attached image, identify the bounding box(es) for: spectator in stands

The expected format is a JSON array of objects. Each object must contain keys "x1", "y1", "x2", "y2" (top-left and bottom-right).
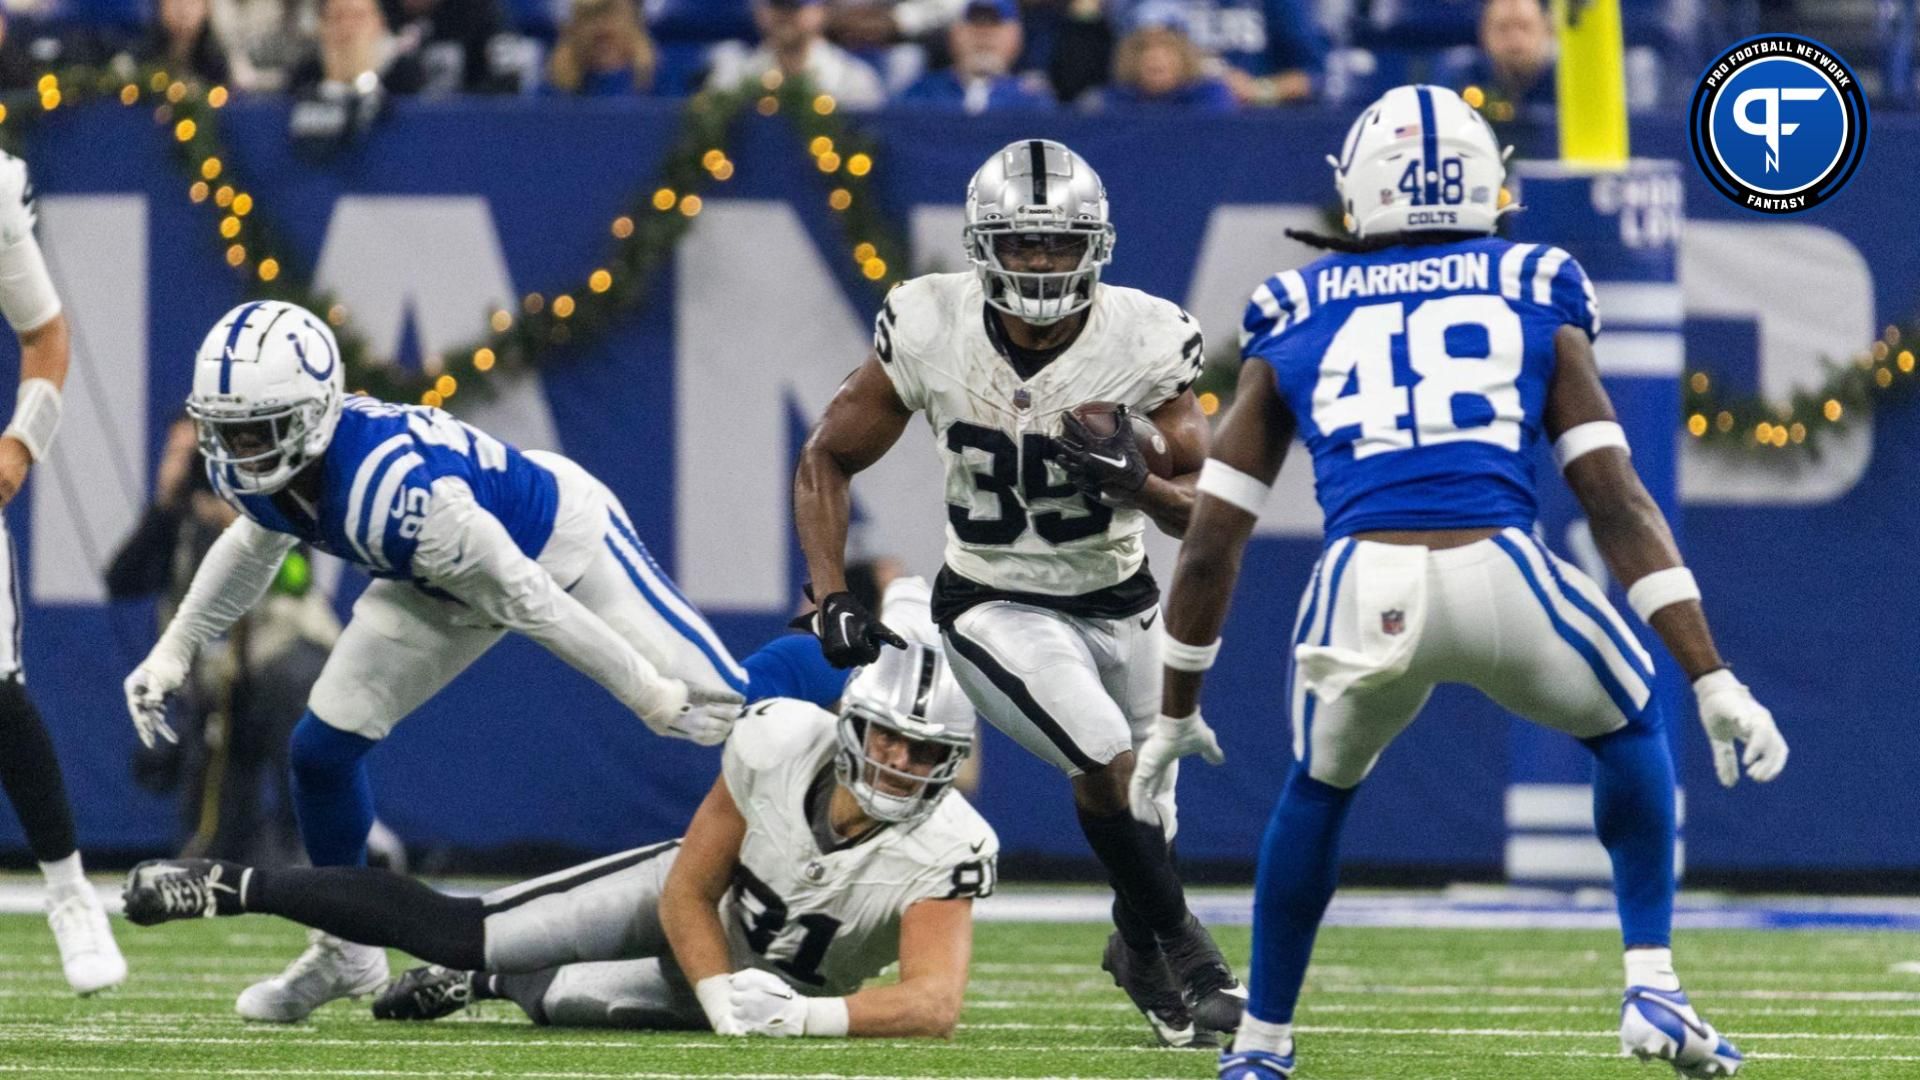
[
  {"x1": 1084, "y1": 6, "x2": 1234, "y2": 111},
  {"x1": 211, "y1": 0, "x2": 317, "y2": 91},
  {"x1": 898, "y1": 0, "x2": 1052, "y2": 113},
  {"x1": 131, "y1": 0, "x2": 232, "y2": 86},
  {"x1": 1440, "y1": 0, "x2": 1555, "y2": 122},
  {"x1": 381, "y1": 0, "x2": 508, "y2": 92},
  {"x1": 826, "y1": 0, "x2": 964, "y2": 50},
  {"x1": 287, "y1": 0, "x2": 426, "y2": 96},
  {"x1": 544, "y1": 0, "x2": 655, "y2": 95},
  {"x1": 1019, "y1": 0, "x2": 1112, "y2": 106},
  {"x1": 1105, "y1": 0, "x2": 1325, "y2": 106},
  {"x1": 706, "y1": 0, "x2": 886, "y2": 110}
]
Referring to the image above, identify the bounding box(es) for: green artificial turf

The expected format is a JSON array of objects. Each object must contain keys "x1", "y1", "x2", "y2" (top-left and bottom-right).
[{"x1": 2, "y1": 895, "x2": 1916, "y2": 1078}]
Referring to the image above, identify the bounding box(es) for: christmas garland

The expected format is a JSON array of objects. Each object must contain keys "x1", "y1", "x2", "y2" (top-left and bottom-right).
[{"x1": 0, "y1": 65, "x2": 1908, "y2": 460}]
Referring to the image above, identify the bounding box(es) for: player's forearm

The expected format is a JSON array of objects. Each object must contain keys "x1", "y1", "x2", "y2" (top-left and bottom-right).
[
  {"x1": 792, "y1": 445, "x2": 855, "y2": 596},
  {"x1": 153, "y1": 518, "x2": 292, "y2": 663},
  {"x1": 659, "y1": 885, "x2": 733, "y2": 986},
  {"x1": 1160, "y1": 505, "x2": 1257, "y2": 717},
  {"x1": 17, "y1": 311, "x2": 68, "y2": 389},
  {"x1": 1578, "y1": 472, "x2": 1725, "y2": 679},
  {"x1": 1131, "y1": 473, "x2": 1196, "y2": 538},
  {"x1": 844, "y1": 976, "x2": 964, "y2": 1038}
]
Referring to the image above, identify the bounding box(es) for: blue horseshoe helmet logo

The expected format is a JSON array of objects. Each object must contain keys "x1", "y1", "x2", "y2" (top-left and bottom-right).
[{"x1": 291, "y1": 322, "x2": 336, "y2": 380}]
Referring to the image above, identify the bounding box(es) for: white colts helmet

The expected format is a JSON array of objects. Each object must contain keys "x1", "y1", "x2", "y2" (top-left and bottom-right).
[
  {"x1": 963, "y1": 139, "x2": 1116, "y2": 325},
  {"x1": 1331, "y1": 84, "x2": 1512, "y2": 239},
  {"x1": 189, "y1": 300, "x2": 345, "y2": 495},
  {"x1": 835, "y1": 642, "x2": 977, "y2": 826}
]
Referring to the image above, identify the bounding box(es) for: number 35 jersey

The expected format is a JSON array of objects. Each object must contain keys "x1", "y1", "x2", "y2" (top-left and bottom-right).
[
  {"x1": 875, "y1": 272, "x2": 1203, "y2": 603},
  {"x1": 1242, "y1": 236, "x2": 1600, "y2": 539},
  {"x1": 721, "y1": 699, "x2": 998, "y2": 997},
  {"x1": 211, "y1": 395, "x2": 560, "y2": 583}
]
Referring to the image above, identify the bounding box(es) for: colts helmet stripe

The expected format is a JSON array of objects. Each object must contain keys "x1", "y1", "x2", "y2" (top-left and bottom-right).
[{"x1": 218, "y1": 300, "x2": 269, "y2": 394}]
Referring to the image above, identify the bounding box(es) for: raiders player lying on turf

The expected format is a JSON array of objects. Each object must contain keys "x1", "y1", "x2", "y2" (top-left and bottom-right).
[{"x1": 123, "y1": 634, "x2": 996, "y2": 1039}]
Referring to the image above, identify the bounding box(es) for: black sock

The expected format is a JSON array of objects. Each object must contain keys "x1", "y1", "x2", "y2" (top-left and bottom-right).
[
  {"x1": 1076, "y1": 805, "x2": 1191, "y2": 940},
  {"x1": 248, "y1": 866, "x2": 487, "y2": 970},
  {"x1": 1112, "y1": 893, "x2": 1159, "y2": 953},
  {"x1": 0, "y1": 678, "x2": 75, "y2": 863},
  {"x1": 495, "y1": 969, "x2": 559, "y2": 1025},
  {"x1": 469, "y1": 972, "x2": 502, "y2": 1001}
]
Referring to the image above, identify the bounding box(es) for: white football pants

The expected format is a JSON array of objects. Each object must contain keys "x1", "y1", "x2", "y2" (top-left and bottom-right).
[
  {"x1": 1291, "y1": 528, "x2": 1657, "y2": 790},
  {"x1": 308, "y1": 451, "x2": 747, "y2": 739}
]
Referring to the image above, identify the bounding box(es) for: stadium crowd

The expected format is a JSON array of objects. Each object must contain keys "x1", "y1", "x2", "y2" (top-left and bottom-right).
[{"x1": 0, "y1": 0, "x2": 1870, "y2": 114}]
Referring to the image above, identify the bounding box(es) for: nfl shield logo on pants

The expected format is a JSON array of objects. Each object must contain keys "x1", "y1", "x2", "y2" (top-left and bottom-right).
[{"x1": 1380, "y1": 609, "x2": 1405, "y2": 636}]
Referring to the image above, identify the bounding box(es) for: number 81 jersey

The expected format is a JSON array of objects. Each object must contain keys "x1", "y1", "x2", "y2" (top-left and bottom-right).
[{"x1": 1243, "y1": 236, "x2": 1599, "y2": 538}]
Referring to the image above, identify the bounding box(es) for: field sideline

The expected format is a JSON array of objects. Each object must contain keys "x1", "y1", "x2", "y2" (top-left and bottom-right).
[{"x1": 2, "y1": 880, "x2": 1918, "y2": 1079}]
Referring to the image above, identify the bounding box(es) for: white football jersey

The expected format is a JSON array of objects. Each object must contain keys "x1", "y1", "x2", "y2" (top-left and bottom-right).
[
  {"x1": 0, "y1": 151, "x2": 36, "y2": 249},
  {"x1": 0, "y1": 149, "x2": 60, "y2": 333},
  {"x1": 874, "y1": 272, "x2": 1203, "y2": 598},
  {"x1": 720, "y1": 698, "x2": 998, "y2": 998}
]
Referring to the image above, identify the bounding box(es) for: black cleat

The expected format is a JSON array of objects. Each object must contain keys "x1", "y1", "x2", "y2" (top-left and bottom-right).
[
  {"x1": 373, "y1": 965, "x2": 475, "y2": 1021},
  {"x1": 1161, "y1": 914, "x2": 1247, "y2": 1035},
  {"x1": 122, "y1": 859, "x2": 246, "y2": 926},
  {"x1": 1102, "y1": 930, "x2": 1215, "y2": 1048}
]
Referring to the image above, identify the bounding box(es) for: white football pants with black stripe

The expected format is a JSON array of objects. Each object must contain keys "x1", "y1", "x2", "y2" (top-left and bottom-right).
[
  {"x1": 1292, "y1": 529, "x2": 1656, "y2": 790},
  {"x1": 942, "y1": 601, "x2": 1180, "y2": 834},
  {"x1": 307, "y1": 451, "x2": 747, "y2": 740},
  {"x1": 478, "y1": 840, "x2": 707, "y2": 1029},
  {"x1": 0, "y1": 520, "x2": 22, "y2": 679}
]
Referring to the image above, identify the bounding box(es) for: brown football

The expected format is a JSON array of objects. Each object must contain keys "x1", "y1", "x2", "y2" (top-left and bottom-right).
[{"x1": 1069, "y1": 401, "x2": 1174, "y2": 479}]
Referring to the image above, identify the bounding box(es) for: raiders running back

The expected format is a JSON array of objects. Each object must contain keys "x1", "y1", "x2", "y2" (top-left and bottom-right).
[{"x1": 876, "y1": 272, "x2": 1203, "y2": 615}]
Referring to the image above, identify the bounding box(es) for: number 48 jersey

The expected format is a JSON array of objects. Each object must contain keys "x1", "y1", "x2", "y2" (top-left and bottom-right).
[{"x1": 1242, "y1": 236, "x2": 1600, "y2": 538}]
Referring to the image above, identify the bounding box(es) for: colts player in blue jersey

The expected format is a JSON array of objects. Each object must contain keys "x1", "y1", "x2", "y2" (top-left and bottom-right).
[
  {"x1": 121, "y1": 300, "x2": 748, "y2": 1022},
  {"x1": 1135, "y1": 87, "x2": 1788, "y2": 1079}
]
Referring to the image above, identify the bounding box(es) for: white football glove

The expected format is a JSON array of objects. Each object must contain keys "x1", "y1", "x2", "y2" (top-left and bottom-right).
[
  {"x1": 123, "y1": 654, "x2": 189, "y2": 750},
  {"x1": 1129, "y1": 711, "x2": 1224, "y2": 824},
  {"x1": 726, "y1": 967, "x2": 808, "y2": 1037},
  {"x1": 693, "y1": 974, "x2": 746, "y2": 1036},
  {"x1": 1693, "y1": 669, "x2": 1788, "y2": 788},
  {"x1": 637, "y1": 680, "x2": 742, "y2": 746}
]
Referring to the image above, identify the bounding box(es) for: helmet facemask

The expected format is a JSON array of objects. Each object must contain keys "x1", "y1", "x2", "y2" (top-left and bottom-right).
[
  {"x1": 833, "y1": 706, "x2": 971, "y2": 826},
  {"x1": 189, "y1": 394, "x2": 329, "y2": 495},
  {"x1": 965, "y1": 216, "x2": 1114, "y2": 326}
]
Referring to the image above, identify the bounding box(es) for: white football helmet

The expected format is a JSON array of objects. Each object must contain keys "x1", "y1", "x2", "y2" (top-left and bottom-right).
[
  {"x1": 188, "y1": 300, "x2": 344, "y2": 494},
  {"x1": 1331, "y1": 84, "x2": 1512, "y2": 239},
  {"x1": 963, "y1": 139, "x2": 1116, "y2": 325},
  {"x1": 835, "y1": 642, "x2": 976, "y2": 826}
]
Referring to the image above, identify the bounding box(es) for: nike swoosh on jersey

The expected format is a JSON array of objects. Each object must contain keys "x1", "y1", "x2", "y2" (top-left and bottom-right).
[
  {"x1": 1139, "y1": 611, "x2": 1158, "y2": 630},
  {"x1": 970, "y1": 840, "x2": 986, "y2": 853}
]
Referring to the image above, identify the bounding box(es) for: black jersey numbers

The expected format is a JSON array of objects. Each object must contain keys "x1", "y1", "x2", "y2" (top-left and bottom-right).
[
  {"x1": 946, "y1": 420, "x2": 1112, "y2": 547},
  {"x1": 732, "y1": 865, "x2": 843, "y2": 988}
]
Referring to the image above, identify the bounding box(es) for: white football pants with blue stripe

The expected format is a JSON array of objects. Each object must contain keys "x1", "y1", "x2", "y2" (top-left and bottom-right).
[
  {"x1": 308, "y1": 451, "x2": 747, "y2": 740},
  {"x1": 1290, "y1": 528, "x2": 1656, "y2": 790}
]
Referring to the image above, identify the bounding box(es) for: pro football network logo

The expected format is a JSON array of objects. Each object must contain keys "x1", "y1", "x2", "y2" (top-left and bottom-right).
[{"x1": 1690, "y1": 35, "x2": 1868, "y2": 214}]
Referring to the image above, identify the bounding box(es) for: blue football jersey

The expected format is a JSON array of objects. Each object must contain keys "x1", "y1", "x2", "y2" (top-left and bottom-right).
[
  {"x1": 1242, "y1": 236, "x2": 1599, "y2": 538},
  {"x1": 211, "y1": 395, "x2": 560, "y2": 583}
]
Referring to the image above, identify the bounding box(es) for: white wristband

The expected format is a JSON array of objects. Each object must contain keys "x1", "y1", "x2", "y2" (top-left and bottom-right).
[
  {"x1": 694, "y1": 974, "x2": 732, "y2": 1032},
  {"x1": 1196, "y1": 458, "x2": 1271, "y2": 516},
  {"x1": 3, "y1": 377, "x2": 60, "y2": 461},
  {"x1": 1554, "y1": 420, "x2": 1630, "y2": 471},
  {"x1": 1627, "y1": 566, "x2": 1700, "y2": 623},
  {"x1": 1162, "y1": 630, "x2": 1222, "y2": 672},
  {"x1": 803, "y1": 995, "x2": 850, "y2": 1037},
  {"x1": 1692, "y1": 667, "x2": 1739, "y2": 696}
]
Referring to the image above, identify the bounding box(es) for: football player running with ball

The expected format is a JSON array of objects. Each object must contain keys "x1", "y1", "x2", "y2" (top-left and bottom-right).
[
  {"x1": 1140, "y1": 86, "x2": 1786, "y2": 1080},
  {"x1": 122, "y1": 300, "x2": 747, "y2": 1022},
  {"x1": 794, "y1": 139, "x2": 1244, "y2": 1046}
]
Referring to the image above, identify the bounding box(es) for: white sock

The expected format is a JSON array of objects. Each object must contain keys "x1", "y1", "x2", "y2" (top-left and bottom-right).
[
  {"x1": 1626, "y1": 947, "x2": 1681, "y2": 992},
  {"x1": 39, "y1": 851, "x2": 86, "y2": 894},
  {"x1": 1233, "y1": 1012, "x2": 1293, "y2": 1055}
]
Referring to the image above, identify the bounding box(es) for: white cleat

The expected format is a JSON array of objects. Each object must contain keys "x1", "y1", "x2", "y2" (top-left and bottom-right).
[
  {"x1": 1621, "y1": 986, "x2": 1744, "y2": 1078},
  {"x1": 235, "y1": 928, "x2": 388, "y2": 1022},
  {"x1": 47, "y1": 886, "x2": 127, "y2": 996}
]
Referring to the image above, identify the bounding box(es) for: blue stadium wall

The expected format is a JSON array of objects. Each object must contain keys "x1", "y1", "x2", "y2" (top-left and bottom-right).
[{"x1": 1, "y1": 101, "x2": 1913, "y2": 879}]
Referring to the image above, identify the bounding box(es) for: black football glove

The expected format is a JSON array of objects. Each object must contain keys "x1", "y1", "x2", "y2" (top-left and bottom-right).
[
  {"x1": 1059, "y1": 406, "x2": 1149, "y2": 506},
  {"x1": 794, "y1": 589, "x2": 908, "y2": 668}
]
